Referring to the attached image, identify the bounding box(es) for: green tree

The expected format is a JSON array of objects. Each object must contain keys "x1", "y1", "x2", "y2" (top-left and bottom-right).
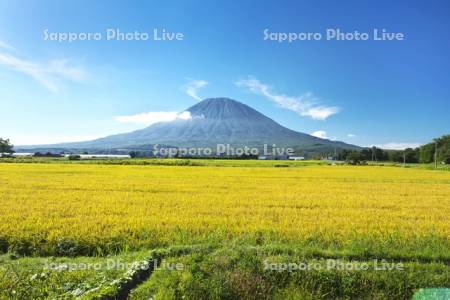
[
  {"x1": 419, "y1": 135, "x2": 450, "y2": 164},
  {"x1": 388, "y1": 150, "x2": 403, "y2": 162},
  {"x1": 337, "y1": 149, "x2": 350, "y2": 161},
  {"x1": 360, "y1": 148, "x2": 372, "y2": 161},
  {"x1": 346, "y1": 151, "x2": 364, "y2": 165},
  {"x1": 419, "y1": 143, "x2": 434, "y2": 163},
  {"x1": 0, "y1": 138, "x2": 14, "y2": 153},
  {"x1": 404, "y1": 148, "x2": 419, "y2": 163},
  {"x1": 435, "y1": 135, "x2": 450, "y2": 164},
  {"x1": 379, "y1": 148, "x2": 389, "y2": 161}
]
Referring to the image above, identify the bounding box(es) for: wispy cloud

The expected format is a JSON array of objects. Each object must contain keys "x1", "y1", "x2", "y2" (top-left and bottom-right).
[
  {"x1": 311, "y1": 130, "x2": 328, "y2": 139},
  {"x1": 235, "y1": 76, "x2": 339, "y2": 120},
  {"x1": 0, "y1": 50, "x2": 86, "y2": 92},
  {"x1": 182, "y1": 78, "x2": 208, "y2": 101},
  {"x1": 368, "y1": 142, "x2": 422, "y2": 150},
  {"x1": 115, "y1": 111, "x2": 193, "y2": 125},
  {"x1": 0, "y1": 39, "x2": 14, "y2": 51},
  {"x1": 347, "y1": 134, "x2": 356, "y2": 138}
]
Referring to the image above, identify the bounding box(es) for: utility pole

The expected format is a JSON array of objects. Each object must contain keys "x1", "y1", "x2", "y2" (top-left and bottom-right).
[{"x1": 435, "y1": 141, "x2": 438, "y2": 169}]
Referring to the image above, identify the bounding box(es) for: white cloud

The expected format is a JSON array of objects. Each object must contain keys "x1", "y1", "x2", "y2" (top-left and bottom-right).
[
  {"x1": 311, "y1": 130, "x2": 328, "y2": 139},
  {"x1": 235, "y1": 76, "x2": 339, "y2": 120},
  {"x1": 0, "y1": 39, "x2": 14, "y2": 51},
  {"x1": 347, "y1": 134, "x2": 356, "y2": 138},
  {"x1": 0, "y1": 51, "x2": 86, "y2": 93},
  {"x1": 368, "y1": 142, "x2": 422, "y2": 150},
  {"x1": 182, "y1": 78, "x2": 208, "y2": 101},
  {"x1": 114, "y1": 111, "x2": 193, "y2": 125}
]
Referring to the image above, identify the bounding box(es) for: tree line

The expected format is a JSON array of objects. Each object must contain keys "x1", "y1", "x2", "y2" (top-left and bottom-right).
[
  {"x1": 339, "y1": 135, "x2": 450, "y2": 164},
  {"x1": 1, "y1": 135, "x2": 449, "y2": 164}
]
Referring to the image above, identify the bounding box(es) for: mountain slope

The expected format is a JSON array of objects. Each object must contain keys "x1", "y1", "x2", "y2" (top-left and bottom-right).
[{"x1": 19, "y1": 98, "x2": 359, "y2": 152}]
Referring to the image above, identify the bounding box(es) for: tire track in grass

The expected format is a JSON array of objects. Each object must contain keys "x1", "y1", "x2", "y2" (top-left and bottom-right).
[
  {"x1": 102, "y1": 244, "x2": 216, "y2": 300},
  {"x1": 103, "y1": 257, "x2": 158, "y2": 300}
]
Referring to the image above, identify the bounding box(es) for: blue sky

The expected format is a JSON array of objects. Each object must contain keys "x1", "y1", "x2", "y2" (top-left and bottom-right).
[{"x1": 0, "y1": 0, "x2": 449, "y2": 148}]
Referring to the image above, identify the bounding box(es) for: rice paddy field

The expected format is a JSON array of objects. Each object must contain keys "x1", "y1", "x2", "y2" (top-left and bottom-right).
[{"x1": 0, "y1": 160, "x2": 449, "y2": 299}]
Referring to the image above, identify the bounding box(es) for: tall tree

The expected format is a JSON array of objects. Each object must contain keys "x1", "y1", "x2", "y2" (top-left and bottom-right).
[
  {"x1": 419, "y1": 143, "x2": 434, "y2": 163},
  {"x1": 419, "y1": 135, "x2": 450, "y2": 164},
  {"x1": 436, "y1": 135, "x2": 450, "y2": 163},
  {"x1": 0, "y1": 138, "x2": 14, "y2": 153}
]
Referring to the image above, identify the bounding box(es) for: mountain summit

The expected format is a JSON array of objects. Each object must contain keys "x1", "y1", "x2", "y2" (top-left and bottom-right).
[
  {"x1": 21, "y1": 98, "x2": 359, "y2": 153},
  {"x1": 188, "y1": 97, "x2": 268, "y2": 120}
]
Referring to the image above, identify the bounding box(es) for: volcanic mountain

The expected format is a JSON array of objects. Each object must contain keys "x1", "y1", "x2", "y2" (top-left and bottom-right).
[{"x1": 19, "y1": 98, "x2": 359, "y2": 153}]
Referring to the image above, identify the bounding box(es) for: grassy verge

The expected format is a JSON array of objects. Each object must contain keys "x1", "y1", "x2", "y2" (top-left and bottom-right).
[
  {"x1": 0, "y1": 251, "x2": 149, "y2": 299},
  {"x1": 3, "y1": 244, "x2": 446, "y2": 299},
  {"x1": 129, "y1": 244, "x2": 450, "y2": 300},
  {"x1": 0, "y1": 245, "x2": 212, "y2": 299}
]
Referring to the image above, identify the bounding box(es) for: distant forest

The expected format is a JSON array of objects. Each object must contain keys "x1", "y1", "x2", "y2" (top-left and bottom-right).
[{"x1": 338, "y1": 134, "x2": 450, "y2": 164}]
